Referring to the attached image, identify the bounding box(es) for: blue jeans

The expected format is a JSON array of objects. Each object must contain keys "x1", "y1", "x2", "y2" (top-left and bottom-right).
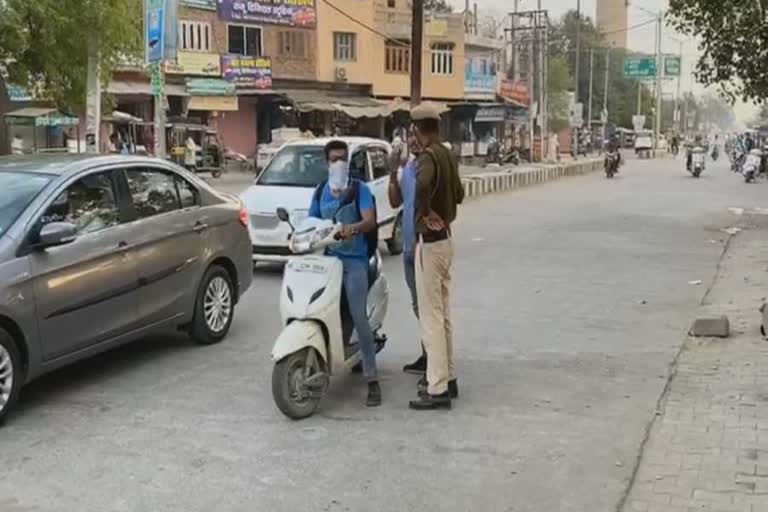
[
  {"x1": 341, "y1": 258, "x2": 378, "y2": 381},
  {"x1": 403, "y1": 251, "x2": 419, "y2": 319}
]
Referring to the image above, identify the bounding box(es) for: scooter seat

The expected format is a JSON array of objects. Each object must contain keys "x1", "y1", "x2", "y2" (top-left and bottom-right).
[{"x1": 368, "y1": 251, "x2": 381, "y2": 289}]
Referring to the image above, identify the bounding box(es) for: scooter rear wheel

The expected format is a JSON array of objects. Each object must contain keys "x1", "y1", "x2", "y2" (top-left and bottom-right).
[{"x1": 272, "y1": 348, "x2": 325, "y2": 420}]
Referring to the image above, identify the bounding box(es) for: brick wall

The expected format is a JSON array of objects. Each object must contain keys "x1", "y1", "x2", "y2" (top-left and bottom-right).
[{"x1": 263, "y1": 27, "x2": 317, "y2": 81}]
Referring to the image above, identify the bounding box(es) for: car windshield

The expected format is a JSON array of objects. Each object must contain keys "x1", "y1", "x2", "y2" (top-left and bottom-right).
[
  {"x1": 0, "y1": 172, "x2": 53, "y2": 238},
  {"x1": 257, "y1": 145, "x2": 329, "y2": 187}
]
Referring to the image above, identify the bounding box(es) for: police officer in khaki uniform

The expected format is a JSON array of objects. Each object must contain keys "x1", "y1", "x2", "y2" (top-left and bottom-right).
[{"x1": 408, "y1": 104, "x2": 464, "y2": 411}]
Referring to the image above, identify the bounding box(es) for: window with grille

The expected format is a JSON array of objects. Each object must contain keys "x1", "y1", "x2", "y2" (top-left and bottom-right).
[
  {"x1": 278, "y1": 31, "x2": 308, "y2": 58},
  {"x1": 431, "y1": 42, "x2": 455, "y2": 75},
  {"x1": 385, "y1": 41, "x2": 410, "y2": 74},
  {"x1": 228, "y1": 25, "x2": 262, "y2": 56},
  {"x1": 180, "y1": 21, "x2": 212, "y2": 52},
  {"x1": 334, "y1": 32, "x2": 357, "y2": 61}
]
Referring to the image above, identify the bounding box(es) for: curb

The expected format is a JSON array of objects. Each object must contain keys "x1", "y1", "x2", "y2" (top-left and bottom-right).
[{"x1": 461, "y1": 159, "x2": 603, "y2": 199}]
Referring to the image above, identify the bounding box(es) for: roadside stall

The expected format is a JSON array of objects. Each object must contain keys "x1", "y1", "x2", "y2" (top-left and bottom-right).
[{"x1": 3, "y1": 107, "x2": 81, "y2": 154}]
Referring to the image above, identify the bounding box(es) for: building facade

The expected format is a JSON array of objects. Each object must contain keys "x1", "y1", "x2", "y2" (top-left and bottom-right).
[{"x1": 596, "y1": 0, "x2": 628, "y2": 49}]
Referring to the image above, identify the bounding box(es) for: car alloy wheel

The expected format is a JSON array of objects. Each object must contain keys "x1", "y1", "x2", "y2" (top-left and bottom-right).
[
  {"x1": 203, "y1": 276, "x2": 232, "y2": 333},
  {"x1": 0, "y1": 344, "x2": 14, "y2": 414}
]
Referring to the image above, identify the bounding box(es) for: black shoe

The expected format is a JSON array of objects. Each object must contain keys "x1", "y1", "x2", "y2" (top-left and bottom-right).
[
  {"x1": 418, "y1": 378, "x2": 458, "y2": 399},
  {"x1": 409, "y1": 391, "x2": 451, "y2": 410},
  {"x1": 366, "y1": 381, "x2": 382, "y2": 407},
  {"x1": 403, "y1": 354, "x2": 427, "y2": 375}
]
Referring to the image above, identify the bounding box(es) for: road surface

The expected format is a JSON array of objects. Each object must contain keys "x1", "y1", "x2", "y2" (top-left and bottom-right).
[{"x1": 1, "y1": 154, "x2": 763, "y2": 512}]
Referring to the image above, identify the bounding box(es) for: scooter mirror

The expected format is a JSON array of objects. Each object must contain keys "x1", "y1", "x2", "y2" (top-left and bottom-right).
[{"x1": 276, "y1": 207, "x2": 290, "y2": 222}]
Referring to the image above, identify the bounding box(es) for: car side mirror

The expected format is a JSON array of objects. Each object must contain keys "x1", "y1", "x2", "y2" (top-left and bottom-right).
[{"x1": 37, "y1": 222, "x2": 77, "y2": 249}]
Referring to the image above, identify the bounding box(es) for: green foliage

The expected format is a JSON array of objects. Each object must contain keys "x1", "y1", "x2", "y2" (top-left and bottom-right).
[
  {"x1": 0, "y1": 0, "x2": 142, "y2": 110},
  {"x1": 667, "y1": 0, "x2": 768, "y2": 102},
  {"x1": 424, "y1": 0, "x2": 452, "y2": 14},
  {"x1": 547, "y1": 55, "x2": 570, "y2": 133},
  {"x1": 549, "y1": 10, "x2": 657, "y2": 129}
]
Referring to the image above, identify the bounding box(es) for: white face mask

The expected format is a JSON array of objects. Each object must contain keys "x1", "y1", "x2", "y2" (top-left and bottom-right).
[{"x1": 328, "y1": 160, "x2": 349, "y2": 191}]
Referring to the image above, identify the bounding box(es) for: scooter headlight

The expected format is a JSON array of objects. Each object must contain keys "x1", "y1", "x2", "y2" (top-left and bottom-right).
[{"x1": 309, "y1": 287, "x2": 326, "y2": 304}]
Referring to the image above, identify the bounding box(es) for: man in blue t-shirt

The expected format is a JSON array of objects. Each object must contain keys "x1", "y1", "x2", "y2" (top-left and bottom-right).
[
  {"x1": 388, "y1": 127, "x2": 425, "y2": 375},
  {"x1": 308, "y1": 140, "x2": 381, "y2": 407}
]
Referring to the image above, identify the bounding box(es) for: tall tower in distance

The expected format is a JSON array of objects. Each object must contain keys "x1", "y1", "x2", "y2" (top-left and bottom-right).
[{"x1": 596, "y1": 0, "x2": 629, "y2": 48}]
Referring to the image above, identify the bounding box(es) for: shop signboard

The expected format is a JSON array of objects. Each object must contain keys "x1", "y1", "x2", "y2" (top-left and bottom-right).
[
  {"x1": 181, "y1": 0, "x2": 215, "y2": 8},
  {"x1": 221, "y1": 55, "x2": 273, "y2": 89},
  {"x1": 499, "y1": 78, "x2": 529, "y2": 105},
  {"x1": 7, "y1": 85, "x2": 32, "y2": 102},
  {"x1": 465, "y1": 57, "x2": 497, "y2": 96},
  {"x1": 186, "y1": 78, "x2": 236, "y2": 96},
  {"x1": 165, "y1": 52, "x2": 222, "y2": 76},
  {"x1": 475, "y1": 105, "x2": 506, "y2": 123},
  {"x1": 217, "y1": 0, "x2": 317, "y2": 28},
  {"x1": 145, "y1": 0, "x2": 166, "y2": 63}
]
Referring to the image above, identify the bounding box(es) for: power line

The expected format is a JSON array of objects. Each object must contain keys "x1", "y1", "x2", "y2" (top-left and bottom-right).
[{"x1": 598, "y1": 18, "x2": 657, "y2": 36}]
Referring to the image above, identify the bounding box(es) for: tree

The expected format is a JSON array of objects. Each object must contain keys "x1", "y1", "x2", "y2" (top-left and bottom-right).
[
  {"x1": 549, "y1": 11, "x2": 656, "y2": 129},
  {"x1": 547, "y1": 55, "x2": 571, "y2": 133},
  {"x1": 667, "y1": 0, "x2": 768, "y2": 102},
  {"x1": 0, "y1": 0, "x2": 142, "y2": 110},
  {"x1": 424, "y1": 0, "x2": 452, "y2": 14}
]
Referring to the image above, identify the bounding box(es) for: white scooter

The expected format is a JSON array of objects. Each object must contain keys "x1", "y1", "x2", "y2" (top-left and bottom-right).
[
  {"x1": 270, "y1": 208, "x2": 389, "y2": 420},
  {"x1": 690, "y1": 146, "x2": 706, "y2": 178}
]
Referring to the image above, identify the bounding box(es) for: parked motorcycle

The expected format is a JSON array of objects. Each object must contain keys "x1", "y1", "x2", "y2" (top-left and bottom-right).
[{"x1": 270, "y1": 210, "x2": 388, "y2": 419}]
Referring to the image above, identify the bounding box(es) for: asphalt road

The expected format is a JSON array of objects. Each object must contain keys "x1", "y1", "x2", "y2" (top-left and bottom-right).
[{"x1": 1, "y1": 153, "x2": 764, "y2": 512}]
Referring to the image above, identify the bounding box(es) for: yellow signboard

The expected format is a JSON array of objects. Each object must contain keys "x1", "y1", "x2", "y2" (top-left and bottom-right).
[
  {"x1": 165, "y1": 52, "x2": 221, "y2": 76},
  {"x1": 188, "y1": 95, "x2": 238, "y2": 112},
  {"x1": 426, "y1": 19, "x2": 447, "y2": 36}
]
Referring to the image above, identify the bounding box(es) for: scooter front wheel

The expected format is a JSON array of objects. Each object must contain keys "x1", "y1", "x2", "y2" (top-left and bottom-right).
[{"x1": 272, "y1": 348, "x2": 326, "y2": 420}]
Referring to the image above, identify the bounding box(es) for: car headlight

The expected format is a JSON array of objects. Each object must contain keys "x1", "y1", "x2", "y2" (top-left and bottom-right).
[{"x1": 289, "y1": 209, "x2": 309, "y2": 226}]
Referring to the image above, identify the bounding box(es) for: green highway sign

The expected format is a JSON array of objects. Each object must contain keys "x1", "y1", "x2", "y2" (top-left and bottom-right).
[
  {"x1": 624, "y1": 57, "x2": 657, "y2": 78},
  {"x1": 664, "y1": 56, "x2": 681, "y2": 77}
]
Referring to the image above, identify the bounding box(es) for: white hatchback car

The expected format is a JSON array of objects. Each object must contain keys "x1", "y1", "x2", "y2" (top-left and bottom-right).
[{"x1": 240, "y1": 137, "x2": 404, "y2": 262}]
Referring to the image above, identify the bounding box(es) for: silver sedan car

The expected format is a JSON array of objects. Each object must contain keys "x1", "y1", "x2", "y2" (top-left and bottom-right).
[{"x1": 0, "y1": 154, "x2": 253, "y2": 422}]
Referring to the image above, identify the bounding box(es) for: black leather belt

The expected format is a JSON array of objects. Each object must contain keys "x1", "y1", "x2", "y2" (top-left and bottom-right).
[{"x1": 420, "y1": 230, "x2": 450, "y2": 243}]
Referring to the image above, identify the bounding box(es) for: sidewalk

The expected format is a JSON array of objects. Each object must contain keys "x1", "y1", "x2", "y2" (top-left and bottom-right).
[{"x1": 622, "y1": 220, "x2": 768, "y2": 512}]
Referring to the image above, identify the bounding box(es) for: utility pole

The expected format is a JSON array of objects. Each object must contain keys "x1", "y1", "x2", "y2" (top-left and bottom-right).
[
  {"x1": 410, "y1": 0, "x2": 423, "y2": 106},
  {"x1": 602, "y1": 46, "x2": 611, "y2": 145},
  {"x1": 574, "y1": 0, "x2": 581, "y2": 157},
  {"x1": 637, "y1": 81, "x2": 642, "y2": 116},
  {"x1": 654, "y1": 10, "x2": 663, "y2": 156},
  {"x1": 528, "y1": 32, "x2": 535, "y2": 162},
  {"x1": 675, "y1": 41, "x2": 682, "y2": 135},
  {"x1": 587, "y1": 47, "x2": 594, "y2": 138},
  {"x1": 513, "y1": 0, "x2": 520, "y2": 80},
  {"x1": 537, "y1": 1, "x2": 546, "y2": 160}
]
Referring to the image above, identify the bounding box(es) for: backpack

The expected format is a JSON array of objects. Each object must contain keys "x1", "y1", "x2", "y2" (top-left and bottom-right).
[{"x1": 312, "y1": 179, "x2": 378, "y2": 258}]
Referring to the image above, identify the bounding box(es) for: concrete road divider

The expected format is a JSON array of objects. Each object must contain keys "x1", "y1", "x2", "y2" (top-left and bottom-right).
[{"x1": 462, "y1": 159, "x2": 603, "y2": 199}]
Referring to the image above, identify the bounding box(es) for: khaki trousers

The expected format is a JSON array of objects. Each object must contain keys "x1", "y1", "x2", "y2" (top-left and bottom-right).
[{"x1": 415, "y1": 237, "x2": 455, "y2": 395}]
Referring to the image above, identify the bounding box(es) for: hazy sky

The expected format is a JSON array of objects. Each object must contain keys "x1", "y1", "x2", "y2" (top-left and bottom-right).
[{"x1": 453, "y1": 0, "x2": 759, "y2": 123}]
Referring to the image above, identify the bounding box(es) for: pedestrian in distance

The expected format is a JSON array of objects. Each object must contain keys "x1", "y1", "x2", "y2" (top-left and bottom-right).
[
  {"x1": 387, "y1": 126, "x2": 426, "y2": 375},
  {"x1": 407, "y1": 104, "x2": 465, "y2": 411}
]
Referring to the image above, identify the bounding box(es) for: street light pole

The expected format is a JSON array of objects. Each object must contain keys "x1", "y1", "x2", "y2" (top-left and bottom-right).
[
  {"x1": 574, "y1": 0, "x2": 581, "y2": 157},
  {"x1": 654, "y1": 10, "x2": 663, "y2": 156},
  {"x1": 588, "y1": 47, "x2": 594, "y2": 139},
  {"x1": 602, "y1": 46, "x2": 611, "y2": 144}
]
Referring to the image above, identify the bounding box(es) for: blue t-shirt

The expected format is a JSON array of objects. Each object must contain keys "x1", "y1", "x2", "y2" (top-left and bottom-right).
[
  {"x1": 401, "y1": 160, "x2": 417, "y2": 256},
  {"x1": 309, "y1": 179, "x2": 374, "y2": 261}
]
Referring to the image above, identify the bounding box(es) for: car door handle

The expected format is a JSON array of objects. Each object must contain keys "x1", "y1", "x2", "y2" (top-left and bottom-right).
[
  {"x1": 193, "y1": 222, "x2": 209, "y2": 233},
  {"x1": 118, "y1": 240, "x2": 130, "y2": 249}
]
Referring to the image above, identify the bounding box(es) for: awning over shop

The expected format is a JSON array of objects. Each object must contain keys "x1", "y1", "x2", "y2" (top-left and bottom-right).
[
  {"x1": 188, "y1": 95, "x2": 239, "y2": 112},
  {"x1": 3, "y1": 108, "x2": 80, "y2": 127},
  {"x1": 106, "y1": 80, "x2": 189, "y2": 97},
  {"x1": 273, "y1": 89, "x2": 389, "y2": 118},
  {"x1": 385, "y1": 97, "x2": 451, "y2": 114},
  {"x1": 474, "y1": 103, "x2": 528, "y2": 123}
]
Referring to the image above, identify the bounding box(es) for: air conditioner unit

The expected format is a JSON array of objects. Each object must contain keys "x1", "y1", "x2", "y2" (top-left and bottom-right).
[{"x1": 335, "y1": 67, "x2": 348, "y2": 82}]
